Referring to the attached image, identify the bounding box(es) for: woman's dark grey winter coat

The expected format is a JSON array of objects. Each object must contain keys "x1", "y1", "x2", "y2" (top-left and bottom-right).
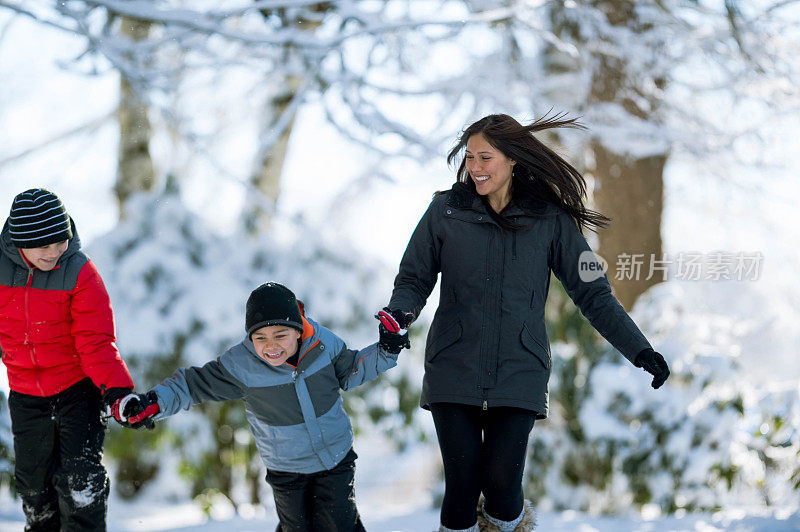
[{"x1": 389, "y1": 183, "x2": 652, "y2": 418}]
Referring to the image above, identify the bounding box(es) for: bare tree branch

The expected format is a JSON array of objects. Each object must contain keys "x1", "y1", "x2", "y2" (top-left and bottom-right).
[{"x1": 0, "y1": 111, "x2": 114, "y2": 168}]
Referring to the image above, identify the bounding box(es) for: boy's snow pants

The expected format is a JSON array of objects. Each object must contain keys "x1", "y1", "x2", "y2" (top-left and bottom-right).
[
  {"x1": 266, "y1": 447, "x2": 366, "y2": 532},
  {"x1": 9, "y1": 378, "x2": 109, "y2": 531}
]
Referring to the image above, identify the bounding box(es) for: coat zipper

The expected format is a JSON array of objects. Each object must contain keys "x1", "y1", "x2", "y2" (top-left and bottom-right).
[
  {"x1": 24, "y1": 266, "x2": 33, "y2": 351},
  {"x1": 24, "y1": 266, "x2": 44, "y2": 395},
  {"x1": 478, "y1": 228, "x2": 493, "y2": 390},
  {"x1": 512, "y1": 230, "x2": 517, "y2": 260}
]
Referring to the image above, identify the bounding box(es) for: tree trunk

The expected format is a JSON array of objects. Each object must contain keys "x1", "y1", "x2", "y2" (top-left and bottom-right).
[
  {"x1": 115, "y1": 16, "x2": 155, "y2": 217},
  {"x1": 587, "y1": 0, "x2": 666, "y2": 310},
  {"x1": 244, "y1": 5, "x2": 328, "y2": 234},
  {"x1": 244, "y1": 74, "x2": 302, "y2": 234},
  {"x1": 591, "y1": 142, "x2": 665, "y2": 309}
]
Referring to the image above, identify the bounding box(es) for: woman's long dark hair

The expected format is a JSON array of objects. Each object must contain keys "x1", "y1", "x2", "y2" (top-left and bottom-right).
[{"x1": 446, "y1": 113, "x2": 611, "y2": 233}]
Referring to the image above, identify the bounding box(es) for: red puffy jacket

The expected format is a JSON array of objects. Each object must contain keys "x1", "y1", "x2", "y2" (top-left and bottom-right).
[{"x1": 0, "y1": 219, "x2": 134, "y2": 397}]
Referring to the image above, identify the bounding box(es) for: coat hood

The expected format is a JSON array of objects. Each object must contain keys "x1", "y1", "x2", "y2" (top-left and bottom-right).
[
  {"x1": 446, "y1": 181, "x2": 556, "y2": 217},
  {"x1": 1, "y1": 217, "x2": 82, "y2": 269}
]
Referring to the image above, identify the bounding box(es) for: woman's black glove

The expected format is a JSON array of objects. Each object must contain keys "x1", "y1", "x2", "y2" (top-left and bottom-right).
[
  {"x1": 378, "y1": 307, "x2": 415, "y2": 329},
  {"x1": 375, "y1": 308, "x2": 413, "y2": 354},
  {"x1": 634, "y1": 348, "x2": 670, "y2": 389}
]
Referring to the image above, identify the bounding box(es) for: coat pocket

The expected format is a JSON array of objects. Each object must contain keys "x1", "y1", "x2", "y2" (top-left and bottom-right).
[
  {"x1": 425, "y1": 317, "x2": 462, "y2": 363},
  {"x1": 520, "y1": 323, "x2": 551, "y2": 370}
]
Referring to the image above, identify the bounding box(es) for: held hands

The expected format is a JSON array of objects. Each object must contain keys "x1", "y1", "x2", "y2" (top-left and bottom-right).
[
  {"x1": 102, "y1": 387, "x2": 132, "y2": 411},
  {"x1": 634, "y1": 348, "x2": 670, "y2": 389},
  {"x1": 375, "y1": 307, "x2": 414, "y2": 354},
  {"x1": 107, "y1": 390, "x2": 161, "y2": 430}
]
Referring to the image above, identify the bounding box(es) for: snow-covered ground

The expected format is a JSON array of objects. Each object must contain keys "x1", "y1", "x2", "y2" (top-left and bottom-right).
[
  {"x1": 1, "y1": 436, "x2": 798, "y2": 531},
  {"x1": 2, "y1": 488, "x2": 798, "y2": 531},
  {"x1": 2, "y1": 7, "x2": 800, "y2": 532},
  {"x1": 2, "y1": 507, "x2": 796, "y2": 532}
]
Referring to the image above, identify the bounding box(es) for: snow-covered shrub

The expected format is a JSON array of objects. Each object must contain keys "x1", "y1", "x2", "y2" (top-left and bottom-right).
[
  {"x1": 88, "y1": 184, "x2": 424, "y2": 506},
  {"x1": 526, "y1": 280, "x2": 800, "y2": 514}
]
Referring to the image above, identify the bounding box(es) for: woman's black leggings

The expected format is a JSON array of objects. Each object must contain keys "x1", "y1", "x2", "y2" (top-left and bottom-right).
[{"x1": 430, "y1": 402, "x2": 536, "y2": 530}]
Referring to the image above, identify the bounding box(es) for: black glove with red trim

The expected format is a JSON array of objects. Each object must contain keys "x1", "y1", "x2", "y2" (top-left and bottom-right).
[
  {"x1": 634, "y1": 348, "x2": 670, "y2": 389},
  {"x1": 375, "y1": 307, "x2": 414, "y2": 354},
  {"x1": 109, "y1": 391, "x2": 160, "y2": 430},
  {"x1": 102, "y1": 387, "x2": 132, "y2": 409}
]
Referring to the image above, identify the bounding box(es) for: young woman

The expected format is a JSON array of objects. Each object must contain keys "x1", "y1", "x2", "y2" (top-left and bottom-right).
[{"x1": 378, "y1": 114, "x2": 670, "y2": 532}]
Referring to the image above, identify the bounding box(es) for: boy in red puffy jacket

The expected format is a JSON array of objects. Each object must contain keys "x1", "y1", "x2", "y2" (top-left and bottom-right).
[{"x1": 0, "y1": 188, "x2": 136, "y2": 531}]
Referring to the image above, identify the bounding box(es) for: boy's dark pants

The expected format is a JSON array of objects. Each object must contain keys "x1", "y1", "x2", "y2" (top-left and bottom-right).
[
  {"x1": 9, "y1": 378, "x2": 109, "y2": 532},
  {"x1": 266, "y1": 448, "x2": 366, "y2": 532}
]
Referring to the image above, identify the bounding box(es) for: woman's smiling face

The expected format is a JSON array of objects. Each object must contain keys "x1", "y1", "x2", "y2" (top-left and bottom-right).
[
  {"x1": 251, "y1": 325, "x2": 301, "y2": 366},
  {"x1": 465, "y1": 133, "x2": 515, "y2": 208}
]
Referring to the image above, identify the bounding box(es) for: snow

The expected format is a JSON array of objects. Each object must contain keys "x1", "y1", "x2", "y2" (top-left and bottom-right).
[
  {"x1": 516, "y1": 272, "x2": 800, "y2": 514},
  {"x1": 585, "y1": 102, "x2": 672, "y2": 159},
  {"x1": 3, "y1": 186, "x2": 799, "y2": 527},
  {"x1": 69, "y1": 486, "x2": 99, "y2": 509},
  {"x1": 2, "y1": 2, "x2": 800, "y2": 530},
  {"x1": 2, "y1": 481, "x2": 799, "y2": 531},
  {"x1": 1, "y1": 433, "x2": 799, "y2": 531}
]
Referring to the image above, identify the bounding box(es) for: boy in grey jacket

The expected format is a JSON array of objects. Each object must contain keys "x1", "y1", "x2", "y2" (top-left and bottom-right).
[{"x1": 113, "y1": 282, "x2": 409, "y2": 531}]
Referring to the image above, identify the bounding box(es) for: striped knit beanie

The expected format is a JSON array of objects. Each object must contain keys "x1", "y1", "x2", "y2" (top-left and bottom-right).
[{"x1": 8, "y1": 189, "x2": 73, "y2": 249}]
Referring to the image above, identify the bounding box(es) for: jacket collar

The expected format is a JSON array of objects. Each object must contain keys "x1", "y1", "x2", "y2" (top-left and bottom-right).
[
  {"x1": 299, "y1": 315, "x2": 315, "y2": 343},
  {"x1": 446, "y1": 182, "x2": 486, "y2": 213},
  {"x1": 445, "y1": 182, "x2": 553, "y2": 217},
  {"x1": 296, "y1": 316, "x2": 322, "y2": 369}
]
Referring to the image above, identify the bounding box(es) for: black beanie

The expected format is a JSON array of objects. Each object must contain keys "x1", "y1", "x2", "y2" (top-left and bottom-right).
[
  {"x1": 8, "y1": 188, "x2": 73, "y2": 249},
  {"x1": 246, "y1": 283, "x2": 303, "y2": 337}
]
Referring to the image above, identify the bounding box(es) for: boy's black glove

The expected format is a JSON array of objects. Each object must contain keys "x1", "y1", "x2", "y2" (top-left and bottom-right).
[
  {"x1": 109, "y1": 391, "x2": 160, "y2": 430},
  {"x1": 375, "y1": 308, "x2": 413, "y2": 354},
  {"x1": 102, "y1": 386, "x2": 132, "y2": 422},
  {"x1": 102, "y1": 386, "x2": 133, "y2": 409},
  {"x1": 634, "y1": 348, "x2": 670, "y2": 389}
]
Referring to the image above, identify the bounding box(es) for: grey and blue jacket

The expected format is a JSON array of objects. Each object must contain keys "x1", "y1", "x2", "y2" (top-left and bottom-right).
[{"x1": 151, "y1": 315, "x2": 397, "y2": 474}]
